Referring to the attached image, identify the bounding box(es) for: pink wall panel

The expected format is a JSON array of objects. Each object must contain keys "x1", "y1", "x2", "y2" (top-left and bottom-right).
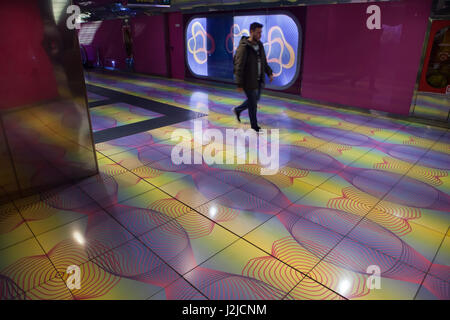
[
  {"x1": 301, "y1": 0, "x2": 432, "y2": 115},
  {"x1": 131, "y1": 15, "x2": 168, "y2": 76},
  {"x1": 82, "y1": 45, "x2": 97, "y2": 65},
  {"x1": 79, "y1": 19, "x2": 127, "y2": 70},
  {"x1": 0, "y1": 0, "x2": 58, "y2": 109},
  {"x1": 168, "y1": 12, "x2": 185, "y2": 80}
]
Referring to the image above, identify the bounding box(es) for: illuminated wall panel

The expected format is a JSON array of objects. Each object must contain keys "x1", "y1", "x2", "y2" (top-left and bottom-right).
[
  {"x1": 186, "y1": 13, "x2": 301, "y2": 90},
  {"x1": 186, "y1": 17, "x2": 209, "y2": 77}
]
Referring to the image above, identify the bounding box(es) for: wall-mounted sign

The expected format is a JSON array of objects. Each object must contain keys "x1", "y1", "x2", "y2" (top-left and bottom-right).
[
  {"x1": 126, "y1": 0, "x2": 170, "y2": 6},
  {"x1": 172, "y1": 0, "x2": 398, "y2": 10},
  {"x1": 418, "y1": 20, "x2": 450, "y2": 94}
]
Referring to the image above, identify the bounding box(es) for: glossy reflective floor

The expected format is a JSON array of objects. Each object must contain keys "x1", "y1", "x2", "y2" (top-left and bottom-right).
[
  {"x1": 89, "y1": 101, "x2": 163, "y2": 133},
  {"x1": 1, "y1": 70, "x2": 449, "y2": 300}
]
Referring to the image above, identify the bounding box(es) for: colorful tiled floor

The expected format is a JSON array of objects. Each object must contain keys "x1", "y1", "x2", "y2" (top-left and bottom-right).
[
  {"x1": 90, "y1": 102, "x2": 163, "y2": 132},
  {"x1": 0, "y1": 70, "x2": 448, "y2": 300}
]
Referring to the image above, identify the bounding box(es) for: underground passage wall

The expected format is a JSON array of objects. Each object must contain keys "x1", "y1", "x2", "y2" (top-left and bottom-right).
[
  {"x1": 0, "y1": 0, "x2": 98, "y2": 203},
  {"x1": 77, "y1": 0, "x2": 433, "y2": 116}
]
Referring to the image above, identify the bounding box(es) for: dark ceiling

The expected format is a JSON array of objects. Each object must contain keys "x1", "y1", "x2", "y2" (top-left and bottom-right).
[
  {"x1": 73, "y1": 0, "x2": 447, "y2": 22},
  {"x1": 73, "y1": 1, "x2": 171, "y2": 21}
]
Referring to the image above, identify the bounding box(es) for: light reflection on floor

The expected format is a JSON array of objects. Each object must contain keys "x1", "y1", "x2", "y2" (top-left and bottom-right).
[{"x1": 0, "y1": 70, "x2": 448, "y2": 300}]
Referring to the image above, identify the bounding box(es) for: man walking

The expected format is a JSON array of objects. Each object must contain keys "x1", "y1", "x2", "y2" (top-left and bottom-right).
[{"x1": 233, "y1": 22, "x2": 274, "y2": 132}]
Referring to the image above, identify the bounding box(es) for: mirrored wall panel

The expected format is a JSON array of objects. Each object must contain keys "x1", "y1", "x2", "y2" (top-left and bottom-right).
[{"x1": 0, "y1": 0, "x2": 98, "y2": 203}]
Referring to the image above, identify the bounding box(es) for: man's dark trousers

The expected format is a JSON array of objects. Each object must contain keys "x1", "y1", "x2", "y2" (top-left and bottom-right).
[{"x1": 235, "y1": 81, "x2": 262, "y2": 129}]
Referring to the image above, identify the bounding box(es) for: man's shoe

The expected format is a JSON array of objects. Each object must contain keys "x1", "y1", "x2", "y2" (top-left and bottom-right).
[
  {"x1": 232, "y1": 107, "x2": 241, "y2": 123},
  {"x1": 252, "y1": 127, "x2": 260, "y2": 133}
]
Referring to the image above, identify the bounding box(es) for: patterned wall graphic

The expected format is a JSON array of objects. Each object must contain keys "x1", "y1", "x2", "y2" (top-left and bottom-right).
[
  {"x1": 186, "y1": 13, "x2": 301, "y2": 89},
  {"x1": 186, "y1": 18, "x2": 211, "y2": 77}
]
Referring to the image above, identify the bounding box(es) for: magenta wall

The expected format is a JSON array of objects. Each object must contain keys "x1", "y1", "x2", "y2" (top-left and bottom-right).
[
  {"x1": 79, "y1": 19, "x2": 127, "y2": 69},
  {"x1": 79, "y1": 15, "x2": 169, "y2": 76},
  {"x1": 301, "y1": 0, "x2": 432, "y2": 115},
  {"x1": 168, "y1": 12, "x2": 185, "y2": 80},
  {"x1": 131, "y1": 15, "x2": 168, "y2": 76},
  {"x1": 0, "y1": 0, "x2": 58, "y2": 109}
]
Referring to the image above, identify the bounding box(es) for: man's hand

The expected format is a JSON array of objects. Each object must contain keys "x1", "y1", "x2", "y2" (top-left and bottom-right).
[
  {"x1": 237, "y1": 87, "x2": 243, "y2": 92},
  {"x1": 269, "y1": 74, "x2": 274, "y2": 83}
]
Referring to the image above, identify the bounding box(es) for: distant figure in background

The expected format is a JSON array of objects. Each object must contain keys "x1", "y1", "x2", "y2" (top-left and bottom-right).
[
  {"x1": 123, "y1": 20, "x2": 134, "y2": 71},
  {"x1": 232, "y1": 22, "x2": 273, "y2": 133}
]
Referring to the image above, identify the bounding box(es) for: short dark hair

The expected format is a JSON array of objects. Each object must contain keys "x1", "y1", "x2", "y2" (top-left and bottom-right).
[{"x1": 250, "y1": 22, "x2": 263, "y2": 31}]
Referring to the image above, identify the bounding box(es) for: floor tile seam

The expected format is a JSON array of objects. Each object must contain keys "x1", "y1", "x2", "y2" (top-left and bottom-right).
[
  {"x1": 412, "y1": 225, "x2": 450, "y2": 300},
  {"x1": 7, "y1": 201, "x2": 77, "y2": 299},
  {"x1": 300, "y1": 128, "x2": 449, "y2": 296}
]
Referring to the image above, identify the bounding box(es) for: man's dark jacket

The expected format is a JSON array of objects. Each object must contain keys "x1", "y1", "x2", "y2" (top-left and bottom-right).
[{"x1": 233, "y1": 36, "x2": 273, "y2": 90}]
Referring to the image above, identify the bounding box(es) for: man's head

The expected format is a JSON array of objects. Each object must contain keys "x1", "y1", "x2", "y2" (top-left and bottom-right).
[{"x1": 249, "y1": 22, "x2": 263, "y2": 42}]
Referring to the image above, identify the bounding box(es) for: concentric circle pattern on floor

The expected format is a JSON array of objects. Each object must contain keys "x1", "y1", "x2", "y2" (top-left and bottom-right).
[{"x1": 1, "y1": 71, "x2": 448, "y2": 300}]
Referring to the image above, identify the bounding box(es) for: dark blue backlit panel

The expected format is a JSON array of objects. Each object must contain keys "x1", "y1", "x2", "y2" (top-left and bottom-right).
[
  {"x1": 186, "y1": 17, "x2": 209, "y2": 76},
  {"x1": 186, "y1": 13, "x2": 301, "y2": 90}
]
